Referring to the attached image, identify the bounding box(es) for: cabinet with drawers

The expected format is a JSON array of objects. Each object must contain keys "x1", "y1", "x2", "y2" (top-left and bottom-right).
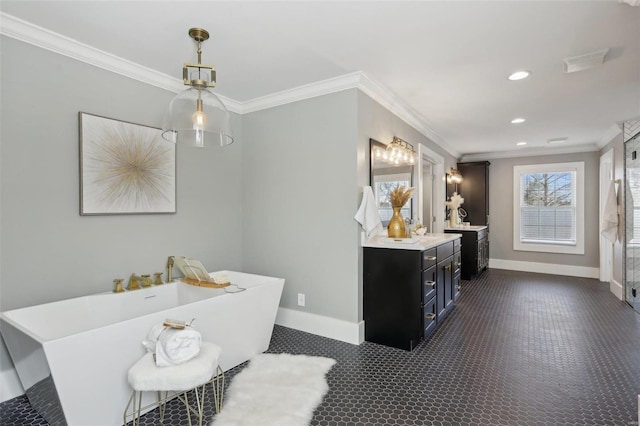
[
  {"x1": 445, "y1": 226, "x2": 488, "y2": 280},
  {"x1": 363, "y1": 236, "x2": 462, "y2": 351}
]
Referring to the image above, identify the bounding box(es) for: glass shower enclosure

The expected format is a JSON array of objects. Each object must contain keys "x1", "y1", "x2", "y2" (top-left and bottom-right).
[{"x1": 624, "y1": 130, "x2": 640, "y2": 314}]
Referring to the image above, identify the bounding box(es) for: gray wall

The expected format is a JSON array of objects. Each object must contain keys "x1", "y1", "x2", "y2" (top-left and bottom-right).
[
  {"x1": 486, "y1": 151, "x2": 600, "y2": 267},
  {"x1": 1, "y1": 38, "x2": 243, "y2": 396},
  {"x1": 241, "y1": 90, "x2": 360, "y2": 323},
  {"x1": 357, "y1": 91, "x2": 458, "y2": 320},
  {"x1": 600, "y1": 133, "x2": 624, "y2": 286}
]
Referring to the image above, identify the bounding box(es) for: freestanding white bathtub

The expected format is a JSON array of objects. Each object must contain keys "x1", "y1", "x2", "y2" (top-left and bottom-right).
[{"x1": 0, "y1": 270, "x2": 284, "y2": 426}]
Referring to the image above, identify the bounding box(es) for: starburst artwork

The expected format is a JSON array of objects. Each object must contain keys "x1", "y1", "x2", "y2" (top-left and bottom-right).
[{"x1": 80, "y1": 113, "x2": 176, "y2": 215}]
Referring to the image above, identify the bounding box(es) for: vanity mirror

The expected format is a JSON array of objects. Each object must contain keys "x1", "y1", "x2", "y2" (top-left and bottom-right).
[{"x1": 369, "y1": 138, "x2": 414, "y2": 226}]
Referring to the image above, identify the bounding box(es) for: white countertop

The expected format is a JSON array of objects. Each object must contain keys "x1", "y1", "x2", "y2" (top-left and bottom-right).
[
  {"x1": 362, "y1": 233, "x2": 461, "y2": 251},
  {"x1": 445, "y1": 225, "x2": 488, "y2": 231}
]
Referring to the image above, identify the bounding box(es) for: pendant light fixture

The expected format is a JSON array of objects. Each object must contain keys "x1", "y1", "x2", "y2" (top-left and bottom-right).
[{"x1": 162, "y1": 28, "x2": 233, "y2": 147}]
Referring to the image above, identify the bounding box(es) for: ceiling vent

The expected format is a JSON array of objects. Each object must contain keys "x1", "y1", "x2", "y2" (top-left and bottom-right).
[{"x1": 563, "y1": 48, "x2": 609, "y2": 73}]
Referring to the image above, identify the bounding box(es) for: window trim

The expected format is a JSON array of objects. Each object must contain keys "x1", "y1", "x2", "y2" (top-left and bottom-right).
[{"x1": 513, "y1": 162, "x2": 585, "y2": 255}]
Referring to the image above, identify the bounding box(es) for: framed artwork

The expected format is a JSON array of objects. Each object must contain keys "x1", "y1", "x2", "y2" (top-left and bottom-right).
[{"x1": 79, "y1": 112, "x2": 176, "y2": 215}]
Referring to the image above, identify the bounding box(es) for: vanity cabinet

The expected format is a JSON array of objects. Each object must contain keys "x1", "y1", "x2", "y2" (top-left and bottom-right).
[
  {"x1": 363, "y1": 237, "x2": 461, "y2": 351},
  {"x1": 446, "y1": 227, "x2": 488, "y2": 279}
]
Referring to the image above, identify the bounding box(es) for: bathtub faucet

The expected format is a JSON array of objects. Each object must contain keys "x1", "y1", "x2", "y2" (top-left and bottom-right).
[
  {"x1": 167, "y1": 256, "x2": 175, "y2": 283},
  {"x1": 126, "y1": 274, "x2": 144, "y2": 291}
]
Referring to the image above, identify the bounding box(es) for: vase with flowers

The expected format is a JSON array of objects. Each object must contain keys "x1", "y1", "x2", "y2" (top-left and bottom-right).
[{"x1": 387, "y1": 185, "x2": 415, "y2": 238}]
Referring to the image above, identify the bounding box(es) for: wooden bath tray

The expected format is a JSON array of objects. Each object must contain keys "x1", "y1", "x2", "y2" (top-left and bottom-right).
[{"x1": 181, "y1": 278, "x2": 231, "y2": 288}]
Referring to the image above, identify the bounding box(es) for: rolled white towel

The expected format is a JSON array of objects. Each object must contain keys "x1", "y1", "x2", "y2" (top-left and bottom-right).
[
  {"x1": 155, "y1": 327, "x2": 202, "y2": 367},
  {"x1": 141, "y1": 323, "x2": 202, "y2": 367}
]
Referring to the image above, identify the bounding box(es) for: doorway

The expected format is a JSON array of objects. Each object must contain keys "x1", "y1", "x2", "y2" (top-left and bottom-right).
[{"x1": 415, "y1": 144, "x2": 445, "y2": 233}]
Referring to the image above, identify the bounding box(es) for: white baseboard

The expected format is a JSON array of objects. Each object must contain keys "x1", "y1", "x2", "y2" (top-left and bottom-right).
[
  {"x1": 275, "y1": 307, "x2": 364, "y2": 345},
  {"x1": 610, "y1": 279, "x2": 624, "y2": 300},
  {"x1": 489, "y1": 258, "x2": 599, "y2": 279},
  {"x1": 0, "y1": 368, "x2": 24, "y2": 403}
]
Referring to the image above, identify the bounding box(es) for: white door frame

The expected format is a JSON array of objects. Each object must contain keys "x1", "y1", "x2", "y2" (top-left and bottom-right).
[
  {"x1": 599, "y1": 148, "x2": 614, "y2": 282},
  {"x1": 415, "y1": 144, "x2": 445, "y2": 233}
]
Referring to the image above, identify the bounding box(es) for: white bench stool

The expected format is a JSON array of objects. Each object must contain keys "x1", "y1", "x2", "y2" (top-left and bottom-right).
[{"x1": 124, "y1": 342, "x2": 225, "y2": 426}]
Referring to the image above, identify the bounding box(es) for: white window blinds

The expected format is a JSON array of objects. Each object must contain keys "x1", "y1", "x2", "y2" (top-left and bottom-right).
[
  {"x1": 520, "y1": 171, "x2": 576, "y2": 245},
  {"x1": 513, "y1": 162, "x2": 584, "y2": 255}
]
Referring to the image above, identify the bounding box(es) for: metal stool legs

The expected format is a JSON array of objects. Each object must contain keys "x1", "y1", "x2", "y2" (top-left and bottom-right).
[{"x1": 123, "y1": 366, "x2": 224, "y2": 426}]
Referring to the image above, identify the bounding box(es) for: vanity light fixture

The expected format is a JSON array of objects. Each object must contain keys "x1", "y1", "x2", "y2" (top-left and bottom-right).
[
  {"x1": 374, "y1": 137, "x2": 416, "y2": 166},
  {"x1": 162, "y1": 28, "x2": 233, "y2": 148},
  {"x1": 517, "y1": 141, "x2": 527, "y2": 146},
  {"x1": 447, "y1": 168, "x2": 463, "y2": 184},
  {"x1": 508, "y1": 70, "x2": 531, "y2": 81},
  {"x1": 511, "y1": 118, "x2": 526, "y2": 124}
]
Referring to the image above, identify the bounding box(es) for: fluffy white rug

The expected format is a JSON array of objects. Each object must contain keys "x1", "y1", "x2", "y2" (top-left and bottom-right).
[{"x1": 212, "y1": 353, "x2": 336, "y2": 426}]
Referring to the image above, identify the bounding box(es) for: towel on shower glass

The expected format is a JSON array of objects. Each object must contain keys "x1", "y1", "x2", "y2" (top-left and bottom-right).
[
  {"x1": 142, "y1": 323, "x2": 202, "y2": 367},
  {"x1": 354, "y1": 186, "x2": 382, "y2": 240},
  {"x1": 601, "y1": 179, "x2": 619, "y2": 243}
]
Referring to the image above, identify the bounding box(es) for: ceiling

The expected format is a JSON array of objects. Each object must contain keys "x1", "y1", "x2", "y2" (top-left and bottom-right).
[{"x1": 2, "y1": 1, "x2": 639, "y2": 159}]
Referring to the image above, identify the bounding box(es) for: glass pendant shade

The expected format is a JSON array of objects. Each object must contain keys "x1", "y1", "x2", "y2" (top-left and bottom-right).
[{"x1": 162, "y1": 86, "x2": 234, "y2": 147}]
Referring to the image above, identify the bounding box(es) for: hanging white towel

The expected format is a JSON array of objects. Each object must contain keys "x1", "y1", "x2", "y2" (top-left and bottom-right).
[
  {"x1": 354, "y1": 186, "x2": 382, "y2": 240},
  {"x1": 601, "y1": 180, "x2": 619, "y2": 243}
]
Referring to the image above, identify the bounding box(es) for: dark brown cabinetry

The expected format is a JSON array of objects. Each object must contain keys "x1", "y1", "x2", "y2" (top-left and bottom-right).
[
  {"x1": 445, "y1": 227, "x2": 488, "y2": 279},
  {"x1": 456, "y1": 161, "x2": 490, "y2": 226},
  {"x1": 363, "y1": 237, "x2": 461, "y2": 351}
]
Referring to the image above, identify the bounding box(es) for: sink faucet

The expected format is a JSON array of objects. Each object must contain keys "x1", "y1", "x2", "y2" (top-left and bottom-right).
[{"x1": 126, "y1": 274, "x2": 144, "y2": 291}]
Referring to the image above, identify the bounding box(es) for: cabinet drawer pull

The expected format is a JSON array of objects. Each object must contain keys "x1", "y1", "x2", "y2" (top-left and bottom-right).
[
  {"x1": 456, "y1": 262, "x2": 461, "y2": 267},
  {"x1": 424, "y1": 256, "x2": 436, "y2": 261},
  {"x1": 444, "y1": 264, "x2": 452, "y2": 271},
  {"x1": 425, "y1": 313, "x2": 436, "y2": 320},
  {"x1": 456, "y1": 285, "x2": 461, "y2": 290},
  {"x1": 424, "y1": 281, "x2": 436, "y2": 287}
]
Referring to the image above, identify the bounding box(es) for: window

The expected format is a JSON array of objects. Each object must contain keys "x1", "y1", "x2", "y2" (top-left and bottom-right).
[
  {"x1": 513, "y1": 162, "x2": 584, "y2": 254},
  {"x1": 373, "y1": 175, "x2": 411, "y2": 225}
]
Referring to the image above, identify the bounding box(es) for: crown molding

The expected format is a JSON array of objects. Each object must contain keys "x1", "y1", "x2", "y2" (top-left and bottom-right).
[
  {"x1": 1, "y1": 12, "x2": 454, "y2": 154},
  {"x1": 597, "y1": 123, "x2": 623, "y2": 148},
  {"x1": 239, "y1": 72, "x2": 363, "y2": 114},
  {"x1": 1, "y1": 13, "x2": 182, "y2": 93},
  {"x1": 357, "y1": 73, "x2": 460, "y2": 159},
  {"x1": 0, "y1": 12, "x2": 243, "y2": 114},
  {"x1": 460, "y1": 143, "x2": 600, "y2": 162}
]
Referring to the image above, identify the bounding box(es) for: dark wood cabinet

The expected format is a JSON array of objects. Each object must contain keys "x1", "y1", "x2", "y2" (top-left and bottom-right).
[
  {"x1": 445, "y1": 227, "x2": 488, "y2": 279},
  {"x1": 455, "y1": 161, "x2": 490, "y2": 227},
  {"x1": 363, "y1": 237, "x2": 461, "y2": 351}
]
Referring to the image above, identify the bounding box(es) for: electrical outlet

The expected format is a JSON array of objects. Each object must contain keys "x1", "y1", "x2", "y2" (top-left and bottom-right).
[{"x1": 297, "y1": 293, "x2": 305, "y2": 307}]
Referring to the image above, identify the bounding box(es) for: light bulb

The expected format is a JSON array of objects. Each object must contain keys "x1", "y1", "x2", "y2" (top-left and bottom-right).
[
  {"x1": 193, "y1": 111, "x2": 206, "y2": 127},
  {"x1": 192, "y1": 98, "x2": 207, "y2": 147}
]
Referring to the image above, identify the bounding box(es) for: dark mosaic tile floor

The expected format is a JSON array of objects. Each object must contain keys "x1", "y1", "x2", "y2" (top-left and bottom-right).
[{"x1": 1, "y1": 269, "x2": 639, "y2": 425}]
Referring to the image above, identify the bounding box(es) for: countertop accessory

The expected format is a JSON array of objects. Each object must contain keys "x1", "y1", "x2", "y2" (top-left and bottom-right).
[{"x1": 387, "y1": 185, "x2": 415, "y2": 238}]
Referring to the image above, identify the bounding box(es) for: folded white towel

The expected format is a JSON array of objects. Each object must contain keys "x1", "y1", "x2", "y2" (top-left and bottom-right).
[
  {"x1": 142, "y1": 323, "x2": 202, "y2": 367},
  {"x1": 601, "y1": 180, "x2": 619, "y2": 243},
  {"x1": 354, "y1": 186, "x2": 382, "y2": 240}
]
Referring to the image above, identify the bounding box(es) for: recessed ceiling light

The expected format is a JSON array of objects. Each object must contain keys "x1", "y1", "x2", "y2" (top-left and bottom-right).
[
  {"x1": 517, "y1": 141, "x2": 527, "y2": 146},
  {"x1": 548, "y1": 138, "x2": 568, "y2": 145},
  {"x1": 511, "y1": 118, "x2": 526, "y2": 124},
  {"x1": 508, "y1": 70, "x2": 531, "y2": 81}
]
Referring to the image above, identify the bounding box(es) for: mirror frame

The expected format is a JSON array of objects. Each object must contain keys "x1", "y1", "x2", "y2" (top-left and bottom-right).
[{"x1": 369, "y1": 138, "x2": 414, "y2": 226}]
